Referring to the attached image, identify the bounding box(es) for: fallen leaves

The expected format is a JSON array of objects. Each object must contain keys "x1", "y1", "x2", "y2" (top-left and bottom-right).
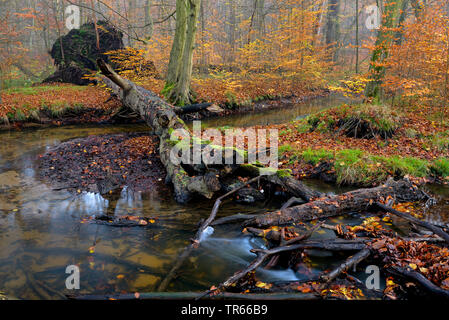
[
  {"x1": 370, "y1": 237, "x2": 449, "y2": 289},
  {"x1": 39, "y1": 132, "x2": 168, "y2": 194}
]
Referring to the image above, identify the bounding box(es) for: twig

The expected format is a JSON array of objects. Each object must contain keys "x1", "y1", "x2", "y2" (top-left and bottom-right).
[
  {"x1": 375, "y1": 202, "x2": 449, "y2": 245},
  {"x1": 211, "y1": 214, "x2": 256, "y2": 226},
  {"x1": 320, "y1": 248, "x2": 371, "y2": 282},
  {"x1": 157, "y1": 176, "x2": 262, "y2": 292}
]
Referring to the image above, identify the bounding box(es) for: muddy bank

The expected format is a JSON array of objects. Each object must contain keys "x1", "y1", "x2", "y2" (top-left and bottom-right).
[{"x1": 38, "y1": 132, "x2": 168, "y2": 195}]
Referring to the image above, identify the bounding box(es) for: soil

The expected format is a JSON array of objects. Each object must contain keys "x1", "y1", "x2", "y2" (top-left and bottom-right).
[{"x1": 38, "y1": 132, "x2": 169, "y2": 195}]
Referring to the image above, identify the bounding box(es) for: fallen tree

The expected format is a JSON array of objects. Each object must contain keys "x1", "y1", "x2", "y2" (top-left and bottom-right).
[
  {"x1": 97, "y1": 59, "x2": 320, "y2": 203},
  {"x1": 243, "y1": 178, "x2": 427, "y2": 228}
]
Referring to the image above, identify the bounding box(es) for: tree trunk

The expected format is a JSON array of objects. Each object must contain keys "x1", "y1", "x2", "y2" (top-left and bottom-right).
[
  {"x1": 97, "y1": 60, "x2": 320, "y2": 204},
  {"x1": 165, "y1": 0, "x2": 201, "y2": 106},
  {"x1": 244, "y1": 179, "x2": 427, "y2": 228},
  {"x1": 325, "y1": 0, "x2": 340, "y2": 61},
  {"x1": 166, "y1": 0, "x2": 188, "y2": 85},
  {"x1": 169, "y1": 0, "x2": 201, "y2": 106},
  {"x1": 365, "y1": 0, "x2": 407, "y2": 99}
]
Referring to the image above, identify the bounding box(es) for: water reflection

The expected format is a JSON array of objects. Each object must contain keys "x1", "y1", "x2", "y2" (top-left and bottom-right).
[
  {"x1": 201, "y1": 94, "x2": 353, "y2": 128},
  {"x1": 0, "y1": 103, "x2": 448, "y2": 299}
]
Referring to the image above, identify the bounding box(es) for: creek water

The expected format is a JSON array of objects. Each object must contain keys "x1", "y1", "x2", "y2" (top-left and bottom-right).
[{"x1": 0, "y1": 96, "x2": 448, "y2": 299}]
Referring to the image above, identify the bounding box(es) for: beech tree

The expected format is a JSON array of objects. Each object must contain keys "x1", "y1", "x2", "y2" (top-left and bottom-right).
[
  {"x1": 164, "y1": 0, "x2": 201, "y2": 106},
  {"x1": 365, "y1": 0, "x2": 409, "y2": 99}
]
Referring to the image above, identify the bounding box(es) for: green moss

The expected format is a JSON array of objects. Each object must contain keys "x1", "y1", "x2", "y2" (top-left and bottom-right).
[
  {"x1": 276, "y1": 169, "x2": 292, "y2": 178},
  {"x1": 161, "y1": 82, "x2": 175, "y2": 98},
  {"x1": 430, "y1": 132, "x2": 449, "y2": 151},
  {"x1": 13, "y1": 109, "x2": 27, "y2": 121},
  {"x1": 295, "y1": 121, "x2": 312, "y2": 133},
  {"x1": 2, "y1": 85, "x2": 86, "y2": 95},
  {"x1": 279, "y1": 129, "x2": 292, "y2": 136},
  {"x1": 298, "y1": 148, "x2": 433, "y2": 186},
  {"x1": 386, "y1": 156, "x2": 429, "y2": 177}
]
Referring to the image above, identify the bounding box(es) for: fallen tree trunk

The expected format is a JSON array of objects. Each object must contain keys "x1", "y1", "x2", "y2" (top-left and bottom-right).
[
  {"x1": 244, "y1": 179, "x2": 427, "y2": 228},
  {"x1": 97, "y1": 59, "x2": 319, "y2": 203}
]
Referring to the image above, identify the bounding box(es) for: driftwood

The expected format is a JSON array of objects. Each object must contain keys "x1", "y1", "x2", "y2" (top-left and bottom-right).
[{"x1": 244, "y1": 179, "x2": 427, "y2": 228}]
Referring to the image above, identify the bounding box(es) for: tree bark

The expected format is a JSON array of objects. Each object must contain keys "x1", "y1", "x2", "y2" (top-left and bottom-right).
[
  {"x1": 325, "y1": 0, "x2": 340, "y2": 61},
  {"x1": 365, "y1": 0, "x2": 407, "y2": 98},
  {"x1": 97, "y1": 60, "x2": 319, "y2": 204},
  {"x1": 166, "y1": 0, "x2": 188, "y2": 85},
  {"x1": 244, "y1": 179, "x2": 427, "y2": 228},
  {"x1": 170, "y1": 0, "x2": 201, "y2": 106}
]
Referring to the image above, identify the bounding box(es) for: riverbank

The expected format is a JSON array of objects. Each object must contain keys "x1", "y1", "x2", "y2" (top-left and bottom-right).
[
  {"x1": 0, "y1": 84, "x2": 122, "y2": 131},
  {"x1": 0, "y1": 82, "x2": 328, "y2": 131},
  {"x1": 274, "y1": 102, "x2": 449, "y2": 186}
]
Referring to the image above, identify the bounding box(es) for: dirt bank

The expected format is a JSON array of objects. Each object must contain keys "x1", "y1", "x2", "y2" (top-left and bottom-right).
[{"x1": 38, "y1": 132, "x2": 168, "y2": 195}]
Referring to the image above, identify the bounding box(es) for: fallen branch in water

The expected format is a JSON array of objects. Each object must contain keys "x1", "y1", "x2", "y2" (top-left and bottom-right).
[
  {"x1": 388, "y1": 266, "x2": 449, "y2": 299},
  {"x1": 211, "y1": 214, "x2": 256, "y2": 226},
  {"x1": 157, "y1": 176, "x2": 262, "y2": 292},
  {"x1": 243, "y1": 179, "x2": 427, "y2": 228},
  {"x1": 91, "y1": 215, "x2": 158, "y2": 227},
  {"x1": 374, "y1": 202, "x2": 449, "y2": 245},
  {"x1": 320, "y1": 248, "x2": 371, "y2": 283}
]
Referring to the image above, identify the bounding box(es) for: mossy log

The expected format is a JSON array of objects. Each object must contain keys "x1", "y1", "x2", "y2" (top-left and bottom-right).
[
  {"x1": 244, "y1": 179, "x2": 427, "y2": 228},
  {"x1": 97, "y1": 60, "x2": 318, "y2": 203}
]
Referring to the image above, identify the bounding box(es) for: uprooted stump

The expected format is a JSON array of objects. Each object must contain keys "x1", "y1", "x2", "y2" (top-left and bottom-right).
[
  {"x1": 307, "y1": 104, "x2": 401, "y2": 139},
  {"x1": 44, "y1": 21, "x2": 124, "y2": 85}
]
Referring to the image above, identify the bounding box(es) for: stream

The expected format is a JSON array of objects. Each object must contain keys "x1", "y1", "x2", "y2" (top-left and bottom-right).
[{"x1": 1, "y1": 95, "x2": 449, "y2": 299}]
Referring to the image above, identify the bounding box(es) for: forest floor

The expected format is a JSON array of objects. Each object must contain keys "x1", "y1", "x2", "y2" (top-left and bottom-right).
[
  {"x1": 0, "y1": 84, "x2": 121, "y2": 130},
  {"x1": 0, "y1": 80, "x2": 327, "y2": 130},
  {"x1": 5, "y1": 82, "x2": 449, "y2": 188}
]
